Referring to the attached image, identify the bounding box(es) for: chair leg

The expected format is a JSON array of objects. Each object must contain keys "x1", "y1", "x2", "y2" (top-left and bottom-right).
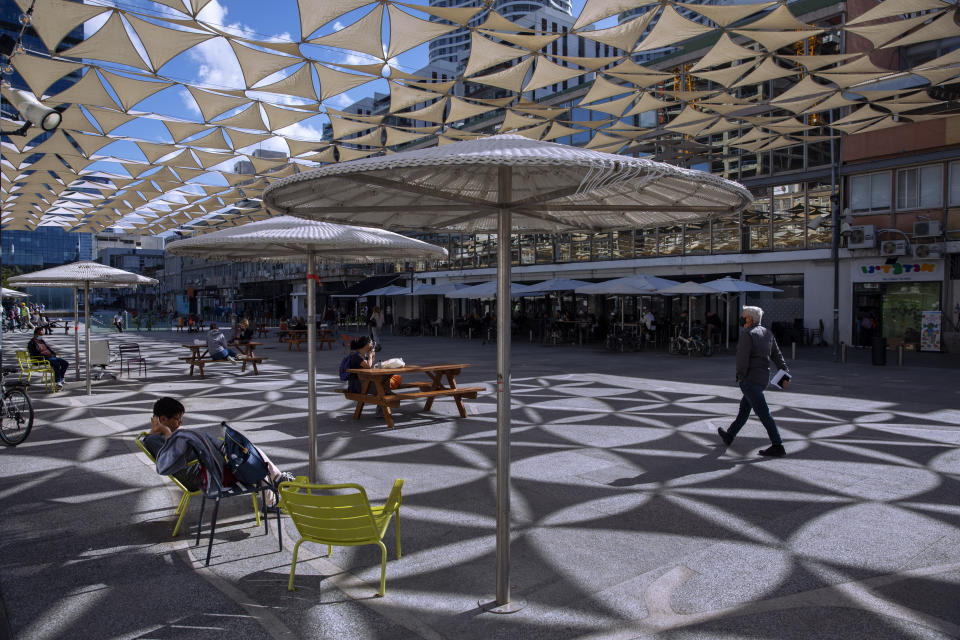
[
  {"x1": 251, "y1": 492, "x2": 262, "y2": 527},
  {"x1": 377, "y1": 540, "x2": 387, "y2": 597},
  {"x1": 276, "y1": 505, "x2": 282, "y2": 551},
  {"x1": 196, "y1": 493, "x2": 207, "y2": 546},
  {"x1": 172, "y1": 493, "x2": 192, "y2": 537},
  {"x1": 205, "y1": 497, "x2": 221, "y2": 566},
  {"x1": 395, "y1": 512, "x2": 401, "y2": 559},
  {"x1": 288, "y1": 539, "x2": 304, "y2": 591}
]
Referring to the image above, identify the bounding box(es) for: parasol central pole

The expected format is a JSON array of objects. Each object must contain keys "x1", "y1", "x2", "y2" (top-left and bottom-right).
[
  {"x1": 73, "y1": 287, "x2": 80, "y2": 379},
  {"x1": 84, "y1": 281, "x2": 91, "y2": 395},
  {"x1": 481, "y1": 165, "x2": 525, "y2": 613},
  {"x1": 306, "y1": 251, "x2": 318, "y2": 483}
]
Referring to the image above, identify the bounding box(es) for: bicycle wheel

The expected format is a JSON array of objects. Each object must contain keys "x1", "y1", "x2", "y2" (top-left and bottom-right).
[{"x1": 1, "y1": 388, "x2": 34, "y2": 446}]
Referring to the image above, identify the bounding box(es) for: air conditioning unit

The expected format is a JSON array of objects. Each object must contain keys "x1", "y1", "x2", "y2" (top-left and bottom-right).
[
  {"x1": 914, "y1": 220, "x2": 942, "y2": 237},
  {"x1": 880, "y1": 240, "x2": 908, "y2": 257},
  {"x1": 913, "y1": 243, "x2": 944, "y2": 259},
  {"x1": 847, "y1": 224, "x2": 876, "y2": 249}
]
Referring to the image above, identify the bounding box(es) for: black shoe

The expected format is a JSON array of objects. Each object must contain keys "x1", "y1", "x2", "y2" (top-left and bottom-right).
[
  {"x1": 758, "y1": 444, "x2": 786, "y2": 457},
  {"x1": 717, "y1": 427, "x2": 733, "y2": 447}
]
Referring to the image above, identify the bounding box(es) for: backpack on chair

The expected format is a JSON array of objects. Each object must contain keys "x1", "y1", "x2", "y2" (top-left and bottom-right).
[
  {"x1": 220, "y1": 421, "x2": 269, "y2": 485},
  {"x1": 339, "y1": 354, "x2": 352, "y2": 381}
]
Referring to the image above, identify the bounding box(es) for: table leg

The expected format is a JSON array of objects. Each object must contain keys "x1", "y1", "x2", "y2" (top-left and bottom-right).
[
  {"x1": 353, "y1": 379, "x2": 370, "y2": 419},
  {"x1": 197, "y1": 362, "x2": 204, "y2": 379},
  {"x1": 423, "y1": 372, "x2": 442, "y2": 411}
]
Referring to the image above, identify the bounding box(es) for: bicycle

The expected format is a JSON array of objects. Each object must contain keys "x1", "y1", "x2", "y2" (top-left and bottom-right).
[
  {"x1": 670, "y1": 330, "x2": 713, "y2": 357},
  {"x1": 1, "y1": 367, "x2": 34, "y2": 446}
]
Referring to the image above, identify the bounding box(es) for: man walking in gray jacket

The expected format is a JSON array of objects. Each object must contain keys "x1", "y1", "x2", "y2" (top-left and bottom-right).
[{"x1": 717, "y1": 305, "x2": 790, "y2": 457}]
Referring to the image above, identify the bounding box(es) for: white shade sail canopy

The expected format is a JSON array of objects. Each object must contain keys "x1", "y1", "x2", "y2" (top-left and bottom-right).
[
  {"x1": 703, "y1": 276, "x2": 783, "y2": 293},
  {"x1": 8, "y1": 261, "x2": 156, "y2": 287},
  {"x1": 575, "y1": 274, "x2": 678, "y2": 294},
  {"x1": 164, "y1": 215, "x2": 448, "y2": 262},
  {"x1": 445, "y1": 281, "x2": 537, "y2": 299},
  {"x1": 656, "y1": 281, "x2": 719, "y2": 295},
  {"x1": 263, "y1": 135, "x2": 753, "y2": 233},
  {"x1": 1, "y1": 287, "x2": 29, "y2": 298}
]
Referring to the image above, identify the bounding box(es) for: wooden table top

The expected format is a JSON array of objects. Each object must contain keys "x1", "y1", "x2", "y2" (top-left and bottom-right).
[{"x1": 347, "y1": 363, "x2": 470, "y2": 376}]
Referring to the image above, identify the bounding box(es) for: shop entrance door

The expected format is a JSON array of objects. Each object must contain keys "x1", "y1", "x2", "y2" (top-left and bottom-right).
[{"x1": 853, "y1": 284, "x2": 883, "y2": 347}]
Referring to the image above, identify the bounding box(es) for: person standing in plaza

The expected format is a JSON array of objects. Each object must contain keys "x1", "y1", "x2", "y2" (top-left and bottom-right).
[
  {"x1": 368, "y1": 306, "x2": 384, "y2": 344},
  {"x1": 717, "y1": 305, "x2": 790, "y2": 457}
]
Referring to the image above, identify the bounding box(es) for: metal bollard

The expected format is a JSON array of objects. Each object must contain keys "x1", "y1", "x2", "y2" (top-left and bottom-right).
[
  {"x1": 898, "y1": 344, "x2": 904, "y2": 366},
  {"x1": 791, "y1": 341, "x2": 796, "y2": 360},
  {"x1": 841, "y1": 342, "x2": 847, "y2": 364},
  {"x1": 469, "y1": 328, "x2": 472, "y2": 340}
]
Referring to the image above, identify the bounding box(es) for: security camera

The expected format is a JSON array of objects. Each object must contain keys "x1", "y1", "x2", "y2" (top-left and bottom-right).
[{"x1": 2, "y1": 87, "x2": 61, "y2": 131}]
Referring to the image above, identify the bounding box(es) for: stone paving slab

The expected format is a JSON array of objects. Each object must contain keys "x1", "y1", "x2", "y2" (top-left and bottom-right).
[{"x1": 0, "y1": 329, "x2": 958, "y2": 639}]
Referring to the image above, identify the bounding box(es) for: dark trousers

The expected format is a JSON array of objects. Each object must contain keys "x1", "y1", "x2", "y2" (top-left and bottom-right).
[
  {"x1": 727, "y1": 380, "x2": 782, "y2": 446},
  {"x1": 45, "y1": 356, "x2": 68, "y2": 383}
]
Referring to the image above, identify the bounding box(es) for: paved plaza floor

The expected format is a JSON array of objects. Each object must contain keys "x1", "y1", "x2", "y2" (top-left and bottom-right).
[{"x1": 1, "y1": 329, "x2": 959, "y2": 639}]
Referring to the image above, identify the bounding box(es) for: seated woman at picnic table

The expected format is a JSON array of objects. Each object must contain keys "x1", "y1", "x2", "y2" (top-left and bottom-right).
[
  {"x1": 207, "y1": 323, "x2": 242, "y2": 362},
  {"x1": 144, "y1": 397, "x2": 295, "y2": 503},
  {"x1": 291, "y1": 317, "x2": 307, "y2": 331},
  {"x1": 230, "y1": 318, "x2": 253, "y2": 346}
]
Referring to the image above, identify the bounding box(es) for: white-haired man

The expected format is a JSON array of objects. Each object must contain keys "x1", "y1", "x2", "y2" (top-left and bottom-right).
[{"x1": 717, "y1": 305, "x2": 790, "y2": 457}]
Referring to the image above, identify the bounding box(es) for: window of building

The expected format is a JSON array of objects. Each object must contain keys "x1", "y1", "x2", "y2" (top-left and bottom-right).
[
  {"x1": 849, "y1": 171, "x2": 891, "y2": 213},
  {"x1": 949, "y1": 161, "x2": 960, "y2": 206},
  {"x1": 896, "y1": 165, "x2": 942, "y2": 210}
]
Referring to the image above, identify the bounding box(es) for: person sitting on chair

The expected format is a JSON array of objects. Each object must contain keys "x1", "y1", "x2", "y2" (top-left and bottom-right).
[
  {"x1": 144, "y1": 397, "x2": 295, "y2": 502},
  {"x1": 230, "y1": 318, "x2": 254, "y2": 347},
  {"x1": 207, "y1": 323, "x2": 241, "y2": 362},
  {"x1": 27, "y1": 327, "x2": 68, "y2": 390}
]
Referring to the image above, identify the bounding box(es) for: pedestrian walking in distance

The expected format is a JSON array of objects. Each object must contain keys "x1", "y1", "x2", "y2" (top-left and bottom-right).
[{"x1": 717, "y1": 305, "x2": 790, "y2": 457}]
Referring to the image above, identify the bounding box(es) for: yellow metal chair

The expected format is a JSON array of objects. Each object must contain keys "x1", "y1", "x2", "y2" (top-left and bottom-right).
[
  {"x1": 280, "y1": 477, "x2": 403, "y2": 597},
  {"x1": 135, "y1": 432, "x2": 260, "y2": 538},
  {"x1": 15, "y1": 350, "x2": 55, "y2": 392}
]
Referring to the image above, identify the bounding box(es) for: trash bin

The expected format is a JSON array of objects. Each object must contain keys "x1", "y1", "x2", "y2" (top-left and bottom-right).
[{"x1": 871, "y1": 336, "x2": 887, "y2": 365}]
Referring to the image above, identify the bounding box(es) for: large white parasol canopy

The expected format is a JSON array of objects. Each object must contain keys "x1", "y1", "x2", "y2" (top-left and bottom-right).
[
  {"x1": 9, "y1": 262, "x2": 157, "y2": 395},
  {"x1": 1, "y1": 287, "x2": 29, "y2": 298},
  {"x1": 165, "y1": 216, "x2": 447, "y2": 481},
  {"x1": 262, "y1": 134, "x2": 752, "y2": 612},
  {"x1": 575, "y1": 274, "x2": 678, "y2": 295}
]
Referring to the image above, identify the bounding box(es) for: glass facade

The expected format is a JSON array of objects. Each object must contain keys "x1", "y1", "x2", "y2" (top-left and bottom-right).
[{"x1": 2, "y1": 227, "x2": 93, "y2": 268}]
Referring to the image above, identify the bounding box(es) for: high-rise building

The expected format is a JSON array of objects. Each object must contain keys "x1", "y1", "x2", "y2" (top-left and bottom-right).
[{"x1": 428, "y1": 0, "x2": 573, "y2": 68}]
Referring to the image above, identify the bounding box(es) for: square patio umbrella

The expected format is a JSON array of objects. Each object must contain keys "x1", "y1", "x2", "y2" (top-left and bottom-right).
[
  {"x1": 164, "y1": 215, "x2": 447, "y2": 481},
  {"x1": 575, "y1": 275, "x2": 679, "y2": 329},
  {"x1": 703, "y1": 277, "x2": 783, "y2": 349},
  {"x1": 445, "y1": 280, "x2": 537, "y2": 299},
  {"x1": 9, "y1": 262, "x2": 157, "y2": 395},
  {"x1": 262, "y1": 134, "x2": 752, "y2": 611}
]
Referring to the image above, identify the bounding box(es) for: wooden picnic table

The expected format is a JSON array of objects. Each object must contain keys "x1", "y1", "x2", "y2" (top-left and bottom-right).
[
  {"x1": 340, "y1": 363, "x2": 483, "y2": 429},
  {"x1": 283, "y1": 329, "x2": 336, "y2": 351},
  {"x1": 180, "y1": 341, "x2": 266, "y2": 377},
  {"x1": 255, "y1": 323, "x2": 269, "y2": 338}
]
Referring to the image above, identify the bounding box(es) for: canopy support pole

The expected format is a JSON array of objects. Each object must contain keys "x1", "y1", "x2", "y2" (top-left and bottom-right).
[
  {"x1": 84, "y1": 281, "x2": 91, "y2": 395},
  {"x1": 306, "y1": 251, "x2": 318, "y2": 483},
  {"x1": 73, "y1": 287, "x2": 80, "y2": 379},
  {"x1": 481, "y1": 166, "x2": 525, "y2": 614}
]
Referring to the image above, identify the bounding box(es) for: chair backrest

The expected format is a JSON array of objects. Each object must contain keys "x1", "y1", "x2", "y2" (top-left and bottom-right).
[
  {"x1": 279, "y1": 481, "x2": 379, "y2": 545},
  {"x1": 118, "y1": 343, "x2": 141, "y2": 356},
  {"x1": 135, "y1": 432, "x2": 199, "y2": 495},
  {"x1": 15, "y1": 350, "x2": 29, "y2": 368}
]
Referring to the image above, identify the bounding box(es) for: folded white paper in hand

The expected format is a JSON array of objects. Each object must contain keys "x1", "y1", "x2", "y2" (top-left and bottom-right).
[
  {"x1": 381, "y1": 357, "x2": 405, "y2": 369},
  {"x1": 770, "y1": 369, "x2": 792, "y2": 390}
]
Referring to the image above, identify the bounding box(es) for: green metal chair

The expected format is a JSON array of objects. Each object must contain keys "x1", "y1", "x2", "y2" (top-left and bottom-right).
[
  {"x1": 135, "y1": 432, "x2": 260, "y2": 537},
  {"x1": 15, "y1": 350, "x2": 55, "y2": 392},
  {"x1": 279, "y1": 477, "x2": 403, "y2": 597}
]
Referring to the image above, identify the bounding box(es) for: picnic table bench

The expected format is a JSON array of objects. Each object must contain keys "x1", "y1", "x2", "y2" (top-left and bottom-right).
[
  {"x1": 339, "y1": 364, "x2": 483, "y2": 429},
  {"x1": 283, "y1": 329, "x2": 336, "y2": 350},
  {"x1": 181, "y1": 342, "x2": 266, "y2": 378}
]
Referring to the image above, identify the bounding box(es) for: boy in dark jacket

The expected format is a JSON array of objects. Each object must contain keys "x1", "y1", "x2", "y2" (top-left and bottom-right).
[{"x1": 27, "y1": 327, "x2": 68, "y2": 390}]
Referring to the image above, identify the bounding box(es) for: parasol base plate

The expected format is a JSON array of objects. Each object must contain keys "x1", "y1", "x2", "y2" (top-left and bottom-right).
[{"x1": 478, "y1": 595, "x2": 527, "y2": 614}]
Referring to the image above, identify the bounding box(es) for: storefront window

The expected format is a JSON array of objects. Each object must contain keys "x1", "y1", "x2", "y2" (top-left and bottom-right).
[
  {"x1": 592, "y1": 232, "x2": 610, "y2": 260},
  {"x1": 746, "y1": 191, "x2": 771, "y2": 251},
  {"x1": 772, "y1": 183, "x2": 804, "y2": 250},
  {"x1": 658, "y1": 225, "x2": 682, "y2": 256},
  {"x1": 635, "y1": 228, "x2": 657, "y2": 256},
  {"x1": 571, "y1": 232, "x2": 591, "y2": 261},
  {"x1": 854, "y1": 281, "x2": 941, "y2": 350},
  {"x1": 806, "y1": 181, "x2": 834, "y2": 249},
  {"x1": 556, "y1": 233, "x2": 572, "y2": 262},
  {"x1": 611, "y1": 230, "x2": 633, "y2": 259},
  {"x1": 746, "y1": 274, "x2": 804, "y2": 340},
  {"x1": 535, "y1": 234, "x2": 554, "y2": 263},
  {"x1": 712, "y1": 214, "x2": 739, "y2": 253},
  {"x1": 519, "y1": 234, "x2": 535, "y2": 265},
  {"x1": 683, "y1": 222, "x2": 709, "y2": 255}
]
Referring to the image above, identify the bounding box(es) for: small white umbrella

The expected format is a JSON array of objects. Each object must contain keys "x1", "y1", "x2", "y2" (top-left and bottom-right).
[
  {"x1": 703, "y1": 277, "x2": 783, "y2": 349},
  {"x1": 9, "y1": 262, "x2": 157, "y2": 395},
  {"x1": 523, "y1": 277, "x2": 590, "y2": 293},
  {"x1": 1, "y1": 287, "x2": 29, "y2": 298},
  {"x1": 405, "y1": 282, "x2": 471, "y2": 296},
  {"x1": 165, "y1": 215, "x2": 447, "y2": 481},
  {"x1": 445, "y1": 281, "x2": 536, "y2": 299},
  {"x1": 575, "y1": 275, "x2": 678, "y2": 295}
]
